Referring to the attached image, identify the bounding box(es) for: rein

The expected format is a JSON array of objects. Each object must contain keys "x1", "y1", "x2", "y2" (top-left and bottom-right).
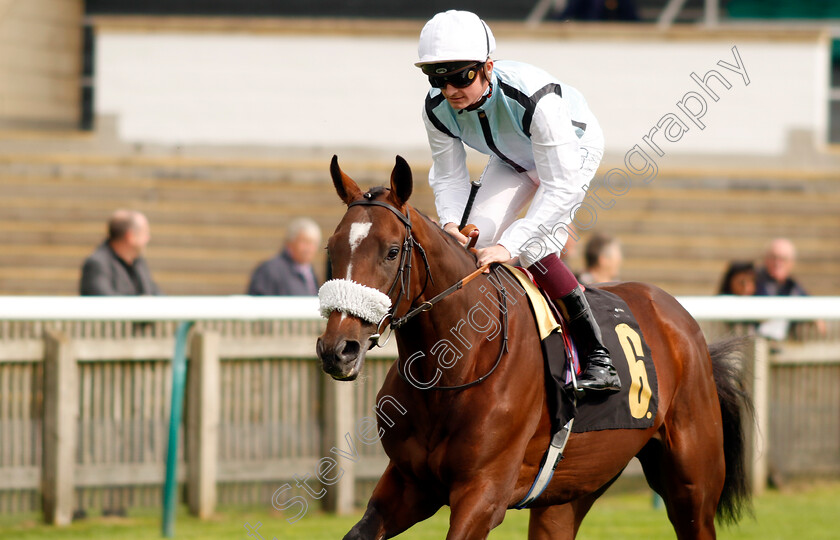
[
  {"x1": 391, "y1": 262, "x2": 490, "y2": 329},
  {"x1": 347, "y1": 197, "x2": 510, "y2": 391},
  {"x1": 401, "y1": 277, "x2": 508, "y2": 392}
]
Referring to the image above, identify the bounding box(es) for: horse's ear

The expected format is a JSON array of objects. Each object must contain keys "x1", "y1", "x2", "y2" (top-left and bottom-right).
[
  {"x1": 330, "y1": 155, "x2": 363, "y2": 205},
  {"x1": 388, "y1": 155, "x2": 413, "y2": 208}
]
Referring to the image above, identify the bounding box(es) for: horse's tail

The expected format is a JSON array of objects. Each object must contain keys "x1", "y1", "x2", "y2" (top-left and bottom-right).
[{"x1": 709, "y1": 337, "x2": 754, "y2": 525}]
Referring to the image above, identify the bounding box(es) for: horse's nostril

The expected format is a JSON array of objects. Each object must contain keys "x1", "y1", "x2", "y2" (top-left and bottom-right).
[{"x1": 340, "y1": 340, "x2": 361, "y2": 361}]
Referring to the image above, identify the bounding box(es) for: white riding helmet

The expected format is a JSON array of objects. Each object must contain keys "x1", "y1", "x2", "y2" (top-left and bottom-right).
[{"x1": 416, "y1": 10, "x2": 496, "y2": 66}]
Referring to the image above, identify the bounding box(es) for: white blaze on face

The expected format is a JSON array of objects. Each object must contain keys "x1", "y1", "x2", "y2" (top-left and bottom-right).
[
  {"x1": 345, "y1": 221, "x2": 372, "y2": 281},
  {"x1": 341, "y1": 220, "x2": 373, "y2": 323}
]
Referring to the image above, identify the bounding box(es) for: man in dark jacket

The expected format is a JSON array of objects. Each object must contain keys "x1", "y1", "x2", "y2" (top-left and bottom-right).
[
  {"x1": 80, "y1": 209, "x2": 161, "y2": 296},
  {"x1": 754, "y1": 237, "x2": 825, "y2": 339},
  {"x1": 247, "y1": 217, "x2": 322, "y2": 296},
  {"x1": 754, "y1": 238, "x2": 807, "y2": 297}
]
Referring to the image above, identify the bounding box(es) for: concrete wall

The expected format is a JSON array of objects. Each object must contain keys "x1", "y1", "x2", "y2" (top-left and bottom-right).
[
  {"x1": 0, "y1": 0, "x2": 83, "y2": 129},
  {"x1": 92, "y1": 19, "x2": 831, "y2": 163}
]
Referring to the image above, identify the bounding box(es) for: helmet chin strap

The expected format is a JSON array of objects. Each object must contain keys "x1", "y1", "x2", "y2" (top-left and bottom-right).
[{"x1": 464, "y1": 81, "x2": 493, "y2": 112}]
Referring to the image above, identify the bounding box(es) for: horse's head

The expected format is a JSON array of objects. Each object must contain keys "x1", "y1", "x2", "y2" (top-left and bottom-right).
[{"x1": 316, "y1": 155, "x2": 417, "y2": 380}]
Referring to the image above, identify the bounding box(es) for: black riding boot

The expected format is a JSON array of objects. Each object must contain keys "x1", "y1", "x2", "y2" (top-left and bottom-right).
[{"x1": 555, "y1": 286, "x2": 621, "y2": 393}]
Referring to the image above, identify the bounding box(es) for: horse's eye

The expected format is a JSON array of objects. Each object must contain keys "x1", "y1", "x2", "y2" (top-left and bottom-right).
[{"x1": 386, "y1": 246, "x2": 400, "y2": 261}]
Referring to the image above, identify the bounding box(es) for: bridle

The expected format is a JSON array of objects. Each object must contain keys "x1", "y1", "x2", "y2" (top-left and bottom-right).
[
  {"x1": 348, "y1": 195, "x2": 433, "y2": 333},
  {"x1": 347, "y1": 195, "x2": 509, "y2": 391}
]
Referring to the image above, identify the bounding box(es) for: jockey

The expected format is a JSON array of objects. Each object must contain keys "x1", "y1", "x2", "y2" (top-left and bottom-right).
[{"x1": 417, "y1": 10, "x2": 620, "y2": 393}]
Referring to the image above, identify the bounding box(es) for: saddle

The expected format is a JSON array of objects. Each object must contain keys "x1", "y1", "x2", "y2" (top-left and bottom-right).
[{"x1": 502, "y1": 264, "x2": 659, "y2": 434}]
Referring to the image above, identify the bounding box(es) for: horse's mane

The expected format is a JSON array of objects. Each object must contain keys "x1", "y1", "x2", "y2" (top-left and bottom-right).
[{"x1": 415, "y1": 208, "x2": 480, "y2": 265}]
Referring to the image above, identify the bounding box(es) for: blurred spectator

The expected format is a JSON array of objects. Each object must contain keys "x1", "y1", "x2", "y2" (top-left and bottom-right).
[
  {"x1": 551, "y1": 0, "x2": 640, "y2": 21},
  {"x1": 578, "y1": 233, "x2": 622, "y2": 285},
  {"x1": 248, "y1": 217, "x2": 322, "y2": 296},
  {"x1": 755, "y1": 238, "x2": 806, "y2": 296},
  {"x1": 754, "y1": 238, "x2": 825, "y2": 339},
  {"x1": 80, "y1": 209, "x2": 160, "y2": 296},
  {"x1": 718, "y1": 261, "x2": 756, "y2": 296}
]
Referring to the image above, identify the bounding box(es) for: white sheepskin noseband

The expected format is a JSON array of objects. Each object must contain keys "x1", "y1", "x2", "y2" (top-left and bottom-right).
[{"x1": 318, "y1": 279, "x2": 392, "y2": 324}]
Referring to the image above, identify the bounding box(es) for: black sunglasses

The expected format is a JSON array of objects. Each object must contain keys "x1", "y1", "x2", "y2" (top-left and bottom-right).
[{"x1": 422, "y1": 62, "x2": 483, "y2": 89}]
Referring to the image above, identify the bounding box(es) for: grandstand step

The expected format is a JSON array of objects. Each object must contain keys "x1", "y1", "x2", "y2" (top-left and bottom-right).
[
  {"x1": 0, "y1": 174, "x2": 437, "y2": 208},
  {"x1": 0, "y1": 153, "x2": 431, "y2": 185},
  {"x1": 0, "y1": 266, "x2": 258, "y2": 296},
  {"x1": 0, "y1": 222, "x2": 303, "y2": 251},
  {"x1": 593, "y1": 209, "x2": 840, "y2": 237},
  {"x1": 0, "y1": 245, "x2": 279, "y2": 273},
  {"x1": 5, "y1": 199, "x2": 834, "y2": 228},
  {"x1": 5, "y1": 172, "x2": 837, "y2": 205},
  {"x1": 0, "y1": 278, "x2": 244, "y2": 296}
]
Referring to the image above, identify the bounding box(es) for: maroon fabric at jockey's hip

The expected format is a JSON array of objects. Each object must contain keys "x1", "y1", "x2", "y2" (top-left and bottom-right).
[{"x1": 528, "y1": 253, "x2": 580, "y2": 298}]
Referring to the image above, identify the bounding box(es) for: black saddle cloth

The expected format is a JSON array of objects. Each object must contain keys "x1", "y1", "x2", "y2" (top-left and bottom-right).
[{"x1": 542, "y1": 287, "x2": 659, "y2": 433}]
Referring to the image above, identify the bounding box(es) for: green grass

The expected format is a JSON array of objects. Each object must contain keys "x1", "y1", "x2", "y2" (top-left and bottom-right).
[{"x1": 0, "y1": 482, "x2": 837, "y2": 539}]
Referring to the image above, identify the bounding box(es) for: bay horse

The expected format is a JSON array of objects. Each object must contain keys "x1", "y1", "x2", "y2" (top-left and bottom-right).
[{"x1": 316, "y1": 156, "x2": 751, "y2": 539}]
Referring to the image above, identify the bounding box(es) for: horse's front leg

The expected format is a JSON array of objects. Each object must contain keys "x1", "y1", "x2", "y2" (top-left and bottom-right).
[
  {"x1": 344, "y1": 462, "x2": 440, "y2": 540},
  {"x1": 444, "y1": 480, "x2": 513, "y2": 540},
  {"x1": 528, "y1": 497, "x2": 600, "y2": 540},
  {"x1": 528, "y1": 503, "x2": 576, "y2": 540}
]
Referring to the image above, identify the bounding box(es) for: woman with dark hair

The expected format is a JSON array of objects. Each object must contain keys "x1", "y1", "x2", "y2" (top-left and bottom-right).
[{"x1": 718, "y1": 261, "x2": 756, "y2": 296}]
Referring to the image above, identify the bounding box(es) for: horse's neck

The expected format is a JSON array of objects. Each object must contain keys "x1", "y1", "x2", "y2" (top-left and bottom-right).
[
  {"x1": 410, "y1": 210, "x2": 478, "y2": 289},
  {"x1": 395, "y1": 210, "x2": 505, "y2": 386}
]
